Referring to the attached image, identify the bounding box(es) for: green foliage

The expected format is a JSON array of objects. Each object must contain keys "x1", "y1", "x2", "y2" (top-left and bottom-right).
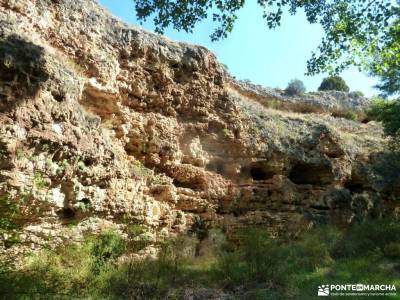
[
  {"x1": 285, "y1": 79, "x2": 306, "y2": 96},
  {"x1": 1, "y1": 218, "x2": 399, "y2": 299},
  {"x1": 132, "y1": 0, "x2": 398, "y2": 89},
  {"x1": 16, "y1": 148, "x2": 25, "y2": 159},
  {"x1": 125, "y1": 224, "x2": 152, "y2": 252},
  {"x1": 369, "y1": 20, "x2": 400, "y2": 97},
  {"x1": 33, "y1": 171, "x2": 49, "y2": 190},
  {"x1": 222, "y1": 128, "x2": 232, "y2": 138},
  {"x1": 0, "y1": 194, "x2": 18, "y2": 231},
  {"x1": 131, "y1": 160, "x2": 153, "y2": 179},
  {"x1": 0, "y1": 230, "x2": 126, "y2": 299},
  {"x1": 102, "y1": 118, "x2": 118, "y2": 129},
  {"x1": 331, "y1": 218, "x2": 400, "y2": 258},
  {"x1": 90, "y1": 230, "x2": 126, "y2": 263},
  {"x1": 77, "y1": 160, "x2": 86, "y2": 171},
  {"x1": 125, "y1": 224, "x2": 145, "y2": 238},
  {"x1": 383, "y1": 242, "x2": 400, "y2": 259},
  {"x1": 349, "y1": 90, "x2": 364, "y2": 98},
  {"x1": 216, "y1": 228, "x2": 289, "y2": 288},
  {"x1": 77, "y1": 200, "x2": 90, "y2": 213},
  {"x1": 0, "y1": 194, "x2": 21, "y2": 247},
  {"x1": 330, "y1": 108, "x2": 359, "y2": 121},
  {"x1": 41, "y1": 143, "x2": 50, "y2": 151},
  {"x1": 367, "y1": 98, "x2": 400, "y2": 149},
  {"x1": 318, "y1": 76, "x2": 350, "y2": 92}
]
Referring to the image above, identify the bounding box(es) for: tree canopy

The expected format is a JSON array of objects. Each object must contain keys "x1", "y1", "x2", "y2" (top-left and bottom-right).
[
  {"x1": 368, "y1": 19, "x2": 400, "y2": 97},
  {"x1": 368, "y1": 98, "x2": 400, "y2": 149},
  {"x1": 133, "y1": 0, "x2": 399, "y2": 95},
  {"x1": 285, "y1": 79, "x2": 306, "y2": 96},
  {"x1": 318, "y1": 76, "x2": 349, "y2": 92}
]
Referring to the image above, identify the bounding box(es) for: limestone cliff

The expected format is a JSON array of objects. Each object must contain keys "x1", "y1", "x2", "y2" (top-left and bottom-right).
[{"x1": 0, "y1": 0, "x2": 399, "y2": 261}]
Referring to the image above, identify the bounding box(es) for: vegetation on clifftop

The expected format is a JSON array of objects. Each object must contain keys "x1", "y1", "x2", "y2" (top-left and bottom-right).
[
  {"x1": 285, "y1": 79, "x2": 306, "y2": 96},
  {"x1": 132, "y1": 0, "x2": 400, "y2": 142},
  {"x1": 1, "y1": 218, "x2": 399, "y2": 299},
  {"x1": 368, "y1": 98, "x2": 400, "y2": 150},
  {"x1": 318, "y1": 76, "x2": 350, "y2": 93}
]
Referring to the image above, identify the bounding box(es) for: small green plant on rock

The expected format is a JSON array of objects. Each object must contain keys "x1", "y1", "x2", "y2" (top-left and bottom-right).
[
  {"x1": 222, "y1": 128, "x2": 232, "y2": 138},
  {"x1": 0, "y1": 194, "x2": 21, "y2": 247},
  {"x1": 41, "y1": 143, "x2": 50, "y2": 152},
  {"x1": 331, "y1": 108, "x2": 358, "y2": 121},
  {"x1": 16, "y1": 149, "x2": 25, "y2": 159},
  {"x1": 77, "y1": 200, "x2": 90, "y2": 213},
  {"x1": 131, "y1": 160, "x2": 153, "y2": 179},
  {"x1": 125, "y1": 224, "x2": 152, "y2": 252},
  {"x1": 33, "y1": 171, "x2": 49, "y2": 190},
  {"x1": 103, "y1": 118, "x2": 118, "y2": 129},
  {"x1": 77, "y1": 160, "x2": 86, "y2": 171},
  {"x1": 57, "y1": 159, "x2": 70, "y2": 175}
]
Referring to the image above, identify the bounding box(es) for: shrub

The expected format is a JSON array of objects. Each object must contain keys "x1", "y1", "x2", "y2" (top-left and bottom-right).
[
  {"x1": 1, "y1": 218, "x2": 400, "y2": 299},
  {"x1": 383, "y1": 242, "x2": 400, "y2": 259},
  {"x1": 331, "y1": 218, "x2": 400, "y2": 258},
  {"x1": 367, "y1": 98, "x2": 400, "y2": 149},
  {"x1": 216, "y1": 228, "x2": 290, "y2": 289},
  {"x1": 318, "y1": 76, "x2": 350, "y2": 92},
  {"x1": 90, "y1": 229, "x2": 126, "y2": 263},
  {"x1": 104, "y1": 235, "x2": 199, "y2": 299},
  {"x1": 0, "y1": 230, "x2": 125, "y2": 299},
  {"x1": 220, "y1": 63, "x2": 229, "y2": 72},
  {"x1": 349, "y1": 90, "x2": 364, "y2": 98},
  {"x1": 260, "y1": 98, "x2": 324, "y2": 114},
  {"x1": 285, "y1": 79, "x2": 306, "y2": 96},
  {"x1": 289, "y1": 226, "x2": 340, "y2": 271},
  {"x1": 330, "y1": 108, "x2": 358, "y2": 121},
  {"x1": 0, "y1": 193, "x2": 21, "y2": 247}
]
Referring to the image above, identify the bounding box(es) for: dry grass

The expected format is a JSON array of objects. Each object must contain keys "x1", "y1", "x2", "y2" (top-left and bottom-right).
[
  {"x1": 257, "y1": 97, "x2": 369, "y2": 122},
  {"x1": 228, "y1": 85, "x2": 369, "y2": 122}
]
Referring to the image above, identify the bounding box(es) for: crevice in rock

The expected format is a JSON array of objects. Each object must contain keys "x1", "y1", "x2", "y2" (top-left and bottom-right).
[
  {"x1": 310, "y1": 205, "x2": 330, "y2": 210},
  {"x1": 344, "y1": 178, "x2": 365, "y2": 193},
  {"x1": 241, "y1": 161, "x2": 276, "y2": 181},
  {"x1": 250, "y1": 166, "x2": 274, "y2": 181},
  {"x1": 51, "y1": 90, "x2": 65, "y2": 102},
  {"x1": 78, "y1": 198, "x2": 90, "y2": 206},
  {"x1": 289, "y1": 162, "x2": 333, "y2": 186},
  {"x1": 79, "y1": 83, "x2": 120, "y2": 120},
  {"x1": 173, "y1": 179, "x2": 198, "y2": 189},
  {"x1": 205, "y1": 161, "x2": 224, "y2": 175},
  {"x1": 57, "y1": 207, "x2": 76, "y2": 219},
  {"x1": 83, "y1": 157, "x2": 95, "y2": 167}
]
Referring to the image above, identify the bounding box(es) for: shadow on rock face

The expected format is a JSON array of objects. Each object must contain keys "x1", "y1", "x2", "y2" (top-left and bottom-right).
[
  {"x1": 0, "y1": 35, "x2": 49, "y2": 112},
  {"x1": 370, "y1": 151, "x2": 400, "y2": 195}
]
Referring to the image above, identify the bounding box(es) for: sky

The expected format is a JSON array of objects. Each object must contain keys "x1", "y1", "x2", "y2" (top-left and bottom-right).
[{"x1": 98, "y1": 0, "x2": 379, "y2": 97}]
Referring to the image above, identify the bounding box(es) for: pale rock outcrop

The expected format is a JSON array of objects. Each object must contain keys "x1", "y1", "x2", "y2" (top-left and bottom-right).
[{"x1": 231, "y1": 79, "x2": 371, "y2": 111}]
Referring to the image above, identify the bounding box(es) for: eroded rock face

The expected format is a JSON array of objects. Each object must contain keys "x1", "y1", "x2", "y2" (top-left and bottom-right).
[{"x1": 0, "y1": 0, "x2": 399, "y2": 260}]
